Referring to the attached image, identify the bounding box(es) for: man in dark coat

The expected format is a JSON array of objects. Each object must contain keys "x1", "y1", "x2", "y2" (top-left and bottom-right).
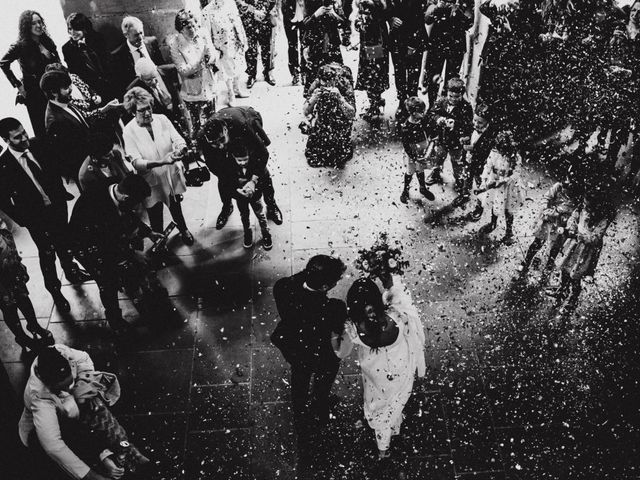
[
  {"x1": 272, "y1": 255, "x2": 347, "y2": 432},
  {"x1": 198, "y1": 106, "x2": 283, "y2": 229},
  {"x1": 41, "y1": 67, "x2": 91, "y2": 181},
  {"x1": 0, "y1": 118, "x2": 91, "y2": 313},
  {"x1": 68, "y1": 175, "x2": 163, "y2": 334},
  {"x1": 110, "y1": 16, "x2": 177, "y2": 98},
  {"x1": 281, "y1": 0, "x2": 305, "y2": 85},
  {"x1": 237, "y1": 0, "x2": 278, "y2": 87}
]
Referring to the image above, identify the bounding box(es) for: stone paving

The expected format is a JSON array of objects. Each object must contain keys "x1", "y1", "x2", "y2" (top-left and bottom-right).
[{"x1": 3, "y1": 47, "x2": 640, "y2": 480}]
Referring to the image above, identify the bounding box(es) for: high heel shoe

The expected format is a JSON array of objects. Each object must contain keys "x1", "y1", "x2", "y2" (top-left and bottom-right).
[{"x1": 26, "y1": 323, "x2": 55, "y2": 345}]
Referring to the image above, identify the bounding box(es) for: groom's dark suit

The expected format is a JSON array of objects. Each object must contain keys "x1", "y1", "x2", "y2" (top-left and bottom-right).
[{"x1": 272, "y1": 271, "x2": 347, "y2": 429}]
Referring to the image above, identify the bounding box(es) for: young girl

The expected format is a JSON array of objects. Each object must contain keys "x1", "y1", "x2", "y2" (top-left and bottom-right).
[
  {"x1": 334, "y1": 274, "x2": 425, "y2": 459},
  {"x1": 476, "y1": 130, "x2": 524, "y2": 244},
  {"x1": 0, "y1": 219, "x2": 53, "y2": 354}
]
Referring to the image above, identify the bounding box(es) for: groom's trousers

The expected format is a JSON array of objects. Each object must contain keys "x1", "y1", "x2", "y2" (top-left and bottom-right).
[{"x1": 290, "y1": 360, "x2": 340, "y2": 431}]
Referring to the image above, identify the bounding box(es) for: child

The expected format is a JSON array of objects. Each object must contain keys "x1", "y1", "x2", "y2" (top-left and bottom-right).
[
  {"x1": 0, "y1": 219, "x2": 53, "y2": 353},
  {"x1": 459, "y1": 103, "x2": 497, "y2": 217},
  {"x1": 228, "y1": 143, "x2": 273, "y2": 250},
  {"x1": 399, "y1": 96, "x2": 436, "y2": 203},
  {"x1": 425, "y1": 77, "x2": 473, "y2": 193},
  {"x1": 476, "y1": 131, "x2": 524, "y2": 244}
]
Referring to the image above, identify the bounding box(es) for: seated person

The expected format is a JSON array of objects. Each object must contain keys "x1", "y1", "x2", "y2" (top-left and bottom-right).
[
  {"x1": 303, "y1": 63, "x2": 356, "y2": 168},
  {"x1": 78, "y1": 132, "x2": 134, "y2": 192},
  {"x1": 19, "y1": 344, "x2": 149, "y2": 480}
]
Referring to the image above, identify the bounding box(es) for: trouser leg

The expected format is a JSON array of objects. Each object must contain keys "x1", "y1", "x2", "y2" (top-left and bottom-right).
[
  {"x1": 27, "y1": 226, "x2": 62, "y2": 294},
  {"x1": 262, "y1": 169, "x2": 278, "y2": 209},
  {"x1": 245, "y1": 31, "x2": 259, "y2": 78},
  {"x1": 390, "y1": 49, "x2": 408, "y2": 102},
  {"x1": 283, "y1": 17, "x2": 300, "y2": 75},
  {"x1": 168, "y1": 195, "x2": 188, "y2": 232},
  {"x1": 523, "y1": 237, "x2": 544, "y2": 267},
  {"x1": 424, "y1": 50, "x2": 445, "y2": 106},
  {"x1": 309, "y1": 362, "x2": 340, "y2": 424},
  {"x1": 147, "y1": 203, "x2": 164, "y2": 233},
  {"x1": 0, "y1": 304, "x2": 32, "y2": 346},
  {"x1": 237, "y1": 198, "x2": 251, "y2": 230},
  {"x1": 259, "y1": 26, "x2": 274, "y2": 75},
  {"x1": 250, "y1": 196, "x2": 269, "y2": 234},
  {"x1": 291, "y1": 364, "x2": 313, "y2": 431},
  {"x1": 449, "y1": 148, "x2": 466, "y2": 192}
]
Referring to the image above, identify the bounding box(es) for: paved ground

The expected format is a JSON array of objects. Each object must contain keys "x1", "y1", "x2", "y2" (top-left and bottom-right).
[{"x1": 3, "y1": 45, "x2": 640, "y2": 480}]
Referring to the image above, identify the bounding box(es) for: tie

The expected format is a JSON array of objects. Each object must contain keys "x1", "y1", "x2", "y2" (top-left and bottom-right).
[
  {"x1": 136, "y1": 47, "x2": 145, "y2": 59},
  {"x1": 69, "y1": 104, "x2": 89, "y2": 129},
  {"x1": 22, "y1": 152, "x2": 51, "y2": 205}
]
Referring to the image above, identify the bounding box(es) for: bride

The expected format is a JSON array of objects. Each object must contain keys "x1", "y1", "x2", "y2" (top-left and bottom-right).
[{"x1": 333, "y1": 273, "x2": 426, "y2": 458}]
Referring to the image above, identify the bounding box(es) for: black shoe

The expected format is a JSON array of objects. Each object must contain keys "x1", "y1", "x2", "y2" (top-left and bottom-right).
[
  {"x1": 292, "y1": 74, "x2": 300, "y2": 85},
  {"x1": 419, "y1": 186, "x2": 435, "y2": 201},
  {"x1": 216, "y1": 205, "x2": 234, "y2": 230},
  {"x1": 451, "y1": 194, "x2": 469, "y2": 208},
  {"x1": 180, "y1": 230, "x2": 194, "y2": 246},
  {"x1": 425, "y1": 170, "x2": 443, "y2": 186},
  {"x1": 262, "y1": 232, "x2": 273, "y2": 251},
  {"x1": 243, "y1": 229, "x2": 253, "y2": 248},
  {"x1": 65, "y1": 267, "x2": 91, "y2": 284},
  {"x1": 502, "y1": 232, "x2": 515, "y2": 245},
  {"x1": 478, "y1": 221, "x2": 496, "y2": 235},
  {"x1": 266, "y1": 205, "x2": 283, "y2": 225},
  {"x1": 469, "y1": 204, "x2": 484, "y2": 222},
  {"x1": 264, "y1": 73, "x2": 276, "y2": 86},
  {"x1": 52, "y1": 292, "x2": 71, "y2": 313},
  {"x1": 246, "y1": 76, "x2": 256, "y2": 89},
  {"x1": 400, "y1": 189, "x2": 409, "y2": 204}
]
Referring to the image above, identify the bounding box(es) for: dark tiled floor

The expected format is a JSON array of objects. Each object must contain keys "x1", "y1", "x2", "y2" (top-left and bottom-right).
[{"x1": 3, "y1": 44, "x2": 640, "y2": 480}]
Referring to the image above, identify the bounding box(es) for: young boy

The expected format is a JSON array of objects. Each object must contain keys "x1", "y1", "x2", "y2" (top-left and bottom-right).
[
  {"x1": 399, "y1": 96, "x2": 436, "y2": 203},
  {"x1": 425, "y1": 77, "x2": 473, "y2": 193},
  {"x1": 459, "y1": 104, "x2": 497, "y2": 218},
  {"x1": 227, "y1": 143, "x2": 273, "y2": 250}
]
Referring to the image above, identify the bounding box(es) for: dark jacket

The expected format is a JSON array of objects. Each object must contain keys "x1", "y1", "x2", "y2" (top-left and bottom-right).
[
  {"x1": 0, "y1": 138, "x2": 68, "y2": 227},
  {"x1": 44, "y1": 101, "x2": 91, "y2": 180},
  {"x1": 199, "y1": 106, "x2": 271, "y2": 174},
  {"x1": 0, "y1": 38, "x2": 60, "y2": 93},
  {"x1": 110, "y1": 37, "x2": 171, "y2": 98},
  {"x1": 425, "y1": 4, "x2": 473, "y2": 56},
  {"x1": 468, "y1": 123, "x2": 498, "y2": 169},
  {"x1": 272, "y1": 272, "x2": 347, "y2": 370},
  {"x1": 68, "y1": 179, "x2": 151, "y2": 263},
  {"x1": 78, "y1": 151, "x2": 132, "y2": 192},
  {"x1": 62, "y1": 33, "x2": 113, "y2": 100},
  {"x1": 427, "y1": 96, "x2": 473, "y2": 149},
  {"x1": 384, "y1": 0, "x2": 429, "y2": 51}
]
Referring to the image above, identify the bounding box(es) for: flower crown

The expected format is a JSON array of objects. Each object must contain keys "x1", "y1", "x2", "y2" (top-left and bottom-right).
[{"x1": 354, "y1": 232, "x2": 409, "y2": 277}]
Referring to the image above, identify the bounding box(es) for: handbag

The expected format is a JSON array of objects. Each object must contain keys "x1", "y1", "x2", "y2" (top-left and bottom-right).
[
  {"x1": 363, "y1": 44, "x2": 385, "y2": 60},
  {"x1": 184, "y1": 153, "x2": 211, "y2": 187}
]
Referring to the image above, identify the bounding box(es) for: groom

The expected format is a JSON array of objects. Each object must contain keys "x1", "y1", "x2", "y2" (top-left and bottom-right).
[{"x1": 272, "y1": 255, "x2": 347, "y2": 432}]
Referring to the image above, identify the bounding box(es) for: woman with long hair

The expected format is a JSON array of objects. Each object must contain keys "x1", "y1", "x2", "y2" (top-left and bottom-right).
[
  {"x1": 0, "y1": 10, "x2": 60, "y2": 136},
  {"x1": 334, "y1": 274, "x2": 426, "y2": 459}
]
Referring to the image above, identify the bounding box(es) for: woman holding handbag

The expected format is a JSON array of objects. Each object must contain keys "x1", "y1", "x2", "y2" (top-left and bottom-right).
[
  {"x1": 170, "y1": 9, "x2": 219, "y2": 142},
  {"x1": 354, "y1": 0, "x2": 390, "y2": 120}
]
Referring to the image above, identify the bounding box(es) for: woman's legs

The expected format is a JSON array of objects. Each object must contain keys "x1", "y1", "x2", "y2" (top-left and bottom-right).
[
  {"x1": 1, "y1": 303, "x2": 38, "y2": 350},
  {"x1": 169, "y1": 195, "x2": 193, "y2": 245},
  {"x1": 16, "y1": 295, "x2": 53, "y2": 343}
]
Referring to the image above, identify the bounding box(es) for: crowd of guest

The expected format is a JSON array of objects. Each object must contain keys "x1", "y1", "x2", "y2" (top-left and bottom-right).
[{"x1": 0, "y1": 1, "x2": 638, "y2": 479}]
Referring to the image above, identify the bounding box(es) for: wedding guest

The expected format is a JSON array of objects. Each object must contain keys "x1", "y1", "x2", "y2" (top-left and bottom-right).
[
  {"x1": 282, "y1": 0, "x2": 306, "y2": 85},
  {"x1": 272, "y1": 255, "x2": 348, "y2": 431},
  {"x1": 169, "y1": 9, "x2": 219, "y2": 141},
  {"x1": 301, "y1": 0, "x2": 346, "y2": 92},
  {"x1": 202, "y1": 0, "x2": 251, "y2": 106},
  {"x1": 0, "y1": 219, "x2": 53, "y2": 355},
  {"x1": 399, "y1": 96, "x2": 436, "y2": 204},
  {"x1": 425, "y1": 77, "x2": 473, "y2": 192},
  {"x1": 111, "y1": 16, "x2": 177, "y2": 98},
  {"x1": 384, "y1": 0, "x2": 429, "y2": 116},
  {"x1": 354, "y1": 0, "x2": 389, "y2": 120},
  {"x1": 198, "y1": 106, "x2": 283, "y2": 228},
  {"x1": 303, "y1": 63, "x2": 356, "y2": 167},
  {"x1": 476, "y1": 130, "x2": 524, "y2": 244},
  {"x1": 78, "y1": 133, "x2": 134, "y2": 192},
  {"x1": 62, "y1": 12, "x2": 113, "y2": 100},
  {"x1": 226, "y1": 143, "x2": 273, "y2": 250},
  {"x1": 336, "y1": 274, "x2": 425, "y2": 459},
  {"x1": 122, "y1": 87, "x2": 193, "y2": 245},
  {"x1": 0, "y1": 117, "x2": 90, "y2": 313},
  {"x1": 68, "y1": 176, "x2": 164, "y2": 334},
  {"x1": 236, "y1": 0, "x2": 278, "y2": 87},
  {"x1": 0, "y1": 10, "x2": 60, "y2": 137},
  {"x1": 423, "y1": 0, "x2": 473, "y2": 106}
]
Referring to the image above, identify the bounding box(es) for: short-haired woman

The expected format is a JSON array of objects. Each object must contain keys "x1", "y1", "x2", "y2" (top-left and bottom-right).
[
  {"x1": 169, "y1": 9, "x2": 218, "y2": 140},
  {"x1": 122, "y1": 87, "x2": 194, "y2": 245}
]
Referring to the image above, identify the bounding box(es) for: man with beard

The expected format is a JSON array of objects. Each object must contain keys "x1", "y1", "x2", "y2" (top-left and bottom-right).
[
  {"x1": 198, "y1": 106, "x2": 283, "y2": 229},
  {"x1": 68, "y1": 175, "x2": 165, "y2": 334}
]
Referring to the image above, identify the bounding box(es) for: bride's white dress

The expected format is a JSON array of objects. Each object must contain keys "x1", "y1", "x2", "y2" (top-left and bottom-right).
[{"x1": 338, "y1": 279, "x2": 426, "y2": 451}]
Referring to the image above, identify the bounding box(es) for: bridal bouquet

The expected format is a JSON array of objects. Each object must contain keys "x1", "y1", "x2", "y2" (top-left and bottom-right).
[{"x1": 354, "y1": 232, "x2": 409, "y2": 278}]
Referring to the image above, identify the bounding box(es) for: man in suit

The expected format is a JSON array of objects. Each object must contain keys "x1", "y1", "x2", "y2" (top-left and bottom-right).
[
  {"x1": 68, "y1": 175, "x2": 164, "y2": 334},
  {"x1": 0, "y1": 118, "x2": 91, "y2": 313},
  {"x1": 281, "y1": 0, "x2": 305, "y2": 85},
  {"x1": 110, "y1": 16, "x2": 177, "y2": 99},
  {"x1": 272, "y1": 255, "x2": 347, "y2": 433},
  {"x1": 198, "y1": 106, "x2": 283, "y2": 229},
  {"x1": 78, "y1": 132, "x2": 133, "y2": 192},
  {"x1": 41, "y1": 66, "x2": 91, "y2": 181},
  {"x1": 237, "y1": 0, "x2": 278, "y2": 88}
]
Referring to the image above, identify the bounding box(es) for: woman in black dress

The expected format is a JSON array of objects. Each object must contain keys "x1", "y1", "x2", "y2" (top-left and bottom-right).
[{"x1": 0, "y1": 10, "x2": 60, "y2": 137}]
